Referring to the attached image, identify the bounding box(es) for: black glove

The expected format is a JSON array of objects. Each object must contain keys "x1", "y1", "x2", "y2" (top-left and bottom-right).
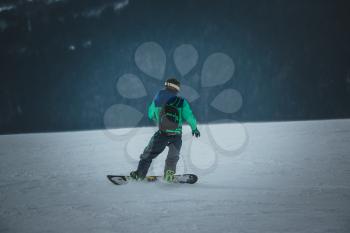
[{"x1": 192, "y1": 128, "x2": 200, "y2": 138}]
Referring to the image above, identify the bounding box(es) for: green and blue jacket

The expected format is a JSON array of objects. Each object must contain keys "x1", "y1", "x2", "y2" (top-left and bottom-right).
[{"x1": 148, "y1": 89, "x2": 197, "y2": 134}]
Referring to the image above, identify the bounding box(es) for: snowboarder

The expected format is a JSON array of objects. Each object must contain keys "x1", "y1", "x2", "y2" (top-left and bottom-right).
[{"x1": 130, "y1": 78, "x2": 200, "y2": 182}]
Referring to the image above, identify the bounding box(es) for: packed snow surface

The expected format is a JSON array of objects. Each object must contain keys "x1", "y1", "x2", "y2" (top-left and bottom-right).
[{"x1": 0, "y1": 119, "x2": 350, "y2": 233}]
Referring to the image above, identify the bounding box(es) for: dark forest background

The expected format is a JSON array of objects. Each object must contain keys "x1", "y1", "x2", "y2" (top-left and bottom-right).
[{"x1": 0, "y1": 0, "x2": 350, "y2": 134}]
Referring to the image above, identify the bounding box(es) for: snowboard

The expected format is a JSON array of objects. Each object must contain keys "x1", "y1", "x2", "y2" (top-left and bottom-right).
[{"x1": 107, "y1": 174, "x2": 198, "y2": 185}]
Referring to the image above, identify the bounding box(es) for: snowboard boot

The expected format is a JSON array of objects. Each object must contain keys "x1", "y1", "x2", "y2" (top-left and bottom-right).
[
  {"x1": 130, "y1": 171, "x2": 144, "y2": 181},
  {"x1": 164, "y1": 170, "x2": 175, "y2": 182}
]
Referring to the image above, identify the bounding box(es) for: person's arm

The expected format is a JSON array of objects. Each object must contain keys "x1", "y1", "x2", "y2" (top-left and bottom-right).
[
  {"x1": 182, "y1": 99, "x2": 197, "y2": 131},
  {"x1": 148, "y1": 101, "x2": 157, "y2": 122}
]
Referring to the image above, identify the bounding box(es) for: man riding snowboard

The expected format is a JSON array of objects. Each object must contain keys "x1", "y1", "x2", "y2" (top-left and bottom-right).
[{"x1": 130, "y1": 78, "x2": 200, "y2": 182}]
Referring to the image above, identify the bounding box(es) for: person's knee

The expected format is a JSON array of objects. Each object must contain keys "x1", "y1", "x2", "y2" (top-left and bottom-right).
[
  {"x1": 140, "y1": 153, "x2": 147, "y2": 160},
  {"x1": 140, "y1": 152, "x2": 159, "y2": 160}
]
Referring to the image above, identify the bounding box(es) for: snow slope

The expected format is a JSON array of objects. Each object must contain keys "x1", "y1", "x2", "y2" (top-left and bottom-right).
[{"x1": 0, "y1": 119, "x2": 350, "y2": 233}]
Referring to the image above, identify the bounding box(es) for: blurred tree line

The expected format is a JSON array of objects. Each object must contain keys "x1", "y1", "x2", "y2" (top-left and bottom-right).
[{"x1": 0, "y1": 0, "x2": 349, "y2": 134}]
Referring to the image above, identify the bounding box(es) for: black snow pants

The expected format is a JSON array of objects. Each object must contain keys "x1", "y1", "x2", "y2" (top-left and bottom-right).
[{"x1": 136, "y1": 130, "x2": 182, "y2": 177}]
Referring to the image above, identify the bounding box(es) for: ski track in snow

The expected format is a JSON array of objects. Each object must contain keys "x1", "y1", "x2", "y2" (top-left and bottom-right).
[{"x1": 0, "y1": 119, "x2": 350, "y2": 233}]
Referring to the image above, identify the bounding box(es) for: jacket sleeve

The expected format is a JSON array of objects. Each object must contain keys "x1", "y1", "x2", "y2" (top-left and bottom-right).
[
  {"x1": 182, "y1": 99, "x2": 197, "y2": 130},
  {"x1": 148, "y1": 101, "x2": 157, "y2": 121}
]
